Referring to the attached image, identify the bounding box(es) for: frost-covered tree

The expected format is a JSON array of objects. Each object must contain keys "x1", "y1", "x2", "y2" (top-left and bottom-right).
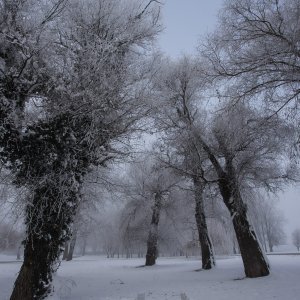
[
  {"x1": 249, "y1": 197, "x2": 286, "y2": 252},
  {"x1": 201, "y1": 0, "x2": 300, "y2": 114},
  {"x1": 151, "y1": 49, "x2": 296, "y2": 277},
  {"x1": 152, "y1": 56, "x2": 215, "y2": 269},
  {"x1": 0, "y1": 0, "x2": 161, "y2": 299},
  {"x1": 292, "y1": 229, "x2": 300, "y2": 251},
  {"x1": 120, "y1": 158, "x2": 180, "y2": 266},
  {"x1": 199, "y1": 101, "x2": 296, "y2": 277}
]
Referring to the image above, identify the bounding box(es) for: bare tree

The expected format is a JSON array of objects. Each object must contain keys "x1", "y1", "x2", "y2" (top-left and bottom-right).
[
  {"x1": 152, "y1": 56, "x2": 215, "y2": 269},
  {"x1": 199, "y1": 101, "x2": 297, "y2": 277},
  {"x1": 0, "y1": 0, "x2": 162, "y2": 299},
  {"x1": 292, "y1": 229, "x2": 300, "y2": 251},
  {"x1": 201, "y1": 0, "x2": 300, "y2": 115},
  {"x1": 249, "y1": 197, "x2": 286, "y2": 252},
  {"x1": 151, "y1": 47, "x2": 297, "y2": 277},
  {"x1": 120, "y1": 158, "x2": 180, "y2": 266}
]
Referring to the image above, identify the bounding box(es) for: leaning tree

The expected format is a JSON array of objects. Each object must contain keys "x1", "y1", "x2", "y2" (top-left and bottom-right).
[
  {"x1": 151, "y1": 53, "x2": 294, "y2": 277},
  {"x1": 198, "y1": 102, "x2": 295, "y2": 277}
]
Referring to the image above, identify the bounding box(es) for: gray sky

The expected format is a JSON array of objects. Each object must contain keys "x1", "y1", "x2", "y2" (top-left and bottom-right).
[
  {"x1": 158, "y1": 0, "x2": 224, "y2": 57},
  {"x1": 158, "y1": 0, "x2": 300, "y2": 243}
]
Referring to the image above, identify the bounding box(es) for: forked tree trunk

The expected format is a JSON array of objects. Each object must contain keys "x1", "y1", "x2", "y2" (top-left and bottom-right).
[
  {"x1": 219, "y1": 176, "x2": 269, "y2": 278},
  {"x1": 145, "y1": 193, "x2": 162, "y2": 266},
  {"x1": 193, "y1": 177, "x2": 215, "y2": 269}
]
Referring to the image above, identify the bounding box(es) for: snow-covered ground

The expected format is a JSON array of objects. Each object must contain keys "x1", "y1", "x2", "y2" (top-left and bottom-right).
[{"x1": 1, "y1": 254, "x2": 300, "y2": 300}]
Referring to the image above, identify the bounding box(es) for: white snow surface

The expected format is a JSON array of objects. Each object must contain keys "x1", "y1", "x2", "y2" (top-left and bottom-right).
[{"x1": 1, "y1": 254, "x2": 300, "y2": 300}]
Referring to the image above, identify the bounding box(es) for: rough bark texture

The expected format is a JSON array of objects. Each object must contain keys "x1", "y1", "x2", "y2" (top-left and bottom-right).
[
  {"x1": 202, "y1": 139, "x2": 269, "y2": 278},
  {"x1": 145, "y1": 193, "x2": 162, "y2": 266},
  {"x1": 193, "y1": 177, "x2": 215, "y2": 270},
  {"x1": 10, "y1": 182, "x2": 79, "y2": 300},
  {"x1": 9, "y1": 115, "x2": 91, "y2": 299},
  {"x1": 10, "y1": 256, "x2": 34, "y2": 300},
  {"x1": 10, "y1": 233, "x2": 56, "y2": 300},
  {"x1": 218, "y1": 174, "x2": 270, "y2": 278}
]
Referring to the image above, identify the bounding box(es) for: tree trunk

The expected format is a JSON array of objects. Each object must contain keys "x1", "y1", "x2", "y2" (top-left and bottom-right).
[
  {"x1": 10, "y1": 231, "x2": 61, "y2": 300},
  {"x1": 10, "y1": 251, "x2": 34, "y2": 300},
  {"x1": 10, "y1": 184, "x2": 76, "y2": 300},
  {"x1": 268, "y1": 242, "x2": 273, "y2": 253},
  {"x1": 16, "y1": 244, "x2": 22, "y2": 261},
  {"x1": 145, "y1": 193, "x2": 161, "y2": 266},
  {"x1": 67, "y1": 229, "x2": 77, "y2": 261},
  {"x1": 219, "y1": 177, "x2": 269, "y2": 278},
  {"x1": 201, "y1": 139, "x2": 269, "y2": 278},
  {"x1": 81, "y1": 238, "x2": 87, "y2": 256},
  {"x1": 62, "y1": 242, "x2": 69, "y2": 260},
  {"x1": 193, "y1": 177, "x2": 215, "y2": 269},
  {"x1": 233, "y1": 244, "x2": 237, "y2": 255}
]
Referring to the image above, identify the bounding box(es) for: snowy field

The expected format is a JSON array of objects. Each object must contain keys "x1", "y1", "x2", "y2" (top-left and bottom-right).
[{"x1": 1, "y1": 254, "x2": 300, "y2": 300}]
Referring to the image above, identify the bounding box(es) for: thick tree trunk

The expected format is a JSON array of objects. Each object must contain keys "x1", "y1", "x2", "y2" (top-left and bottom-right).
[
  {"x1": 10, "y1": 177, "x2": 80, "y2": 299},
  {"x1": 145, "y1": 193, "x2": 161, "y2": 266},
  {"x1": 219, "y1": 177, "x2": 269, "y2": 278},
  {"x1": 10, "y1": 230, "x2": 60, "y2": 300},
  {"x1": 67, "y1": 229, "x2": 77, "y2": 261},
  {"x1": 231, "y1": 209, "x2": 269, "y2": 277},
  {"x1": 201, "y1": 139, "x2": 269, "y2": 277},
  {"x1": 10, "y1": 256, "x2": 34, "y2": 300},
  {"x1": 193, "y1": 177, "x2": 215, "y2": 270}
]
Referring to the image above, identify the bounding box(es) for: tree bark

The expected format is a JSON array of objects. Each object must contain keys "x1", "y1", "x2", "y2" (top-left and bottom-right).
[
  {"x1": 10, "y1": 184, "x2": 74, "y2": 300},
  {"x1": 10, "y1": 168, "x2": 81, "y2": 299},
  {"x1": 218, "y1": 176, "x2": 269, "y2": 278},
  {"x1": 10, "y1": 229, "x2": 61, "y2": 300},
  {"x1": 201, "y1": 138, "x2": 269, "y2": 278},
  {"x1": 145, "y1": 193, "x2": 161, "y2": 266},
  {"x1": 193, "y1": 177, "x2": 215, "y2": 269}
]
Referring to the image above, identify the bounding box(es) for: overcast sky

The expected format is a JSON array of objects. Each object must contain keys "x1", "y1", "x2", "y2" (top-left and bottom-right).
[
  {"x1": 158, "y1": 0, "x2": 300, "y2": 243},
  {"x1": 158, "y1": 0, "x2": 224, "y2": 57}
]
